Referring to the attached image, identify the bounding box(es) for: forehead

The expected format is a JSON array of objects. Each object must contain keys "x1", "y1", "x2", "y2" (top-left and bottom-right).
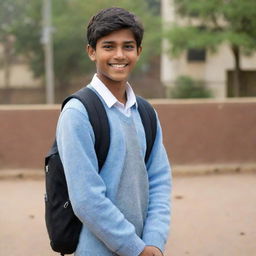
[{"x1": 97, "y1": 29, "x2": 136, "y2": 44}]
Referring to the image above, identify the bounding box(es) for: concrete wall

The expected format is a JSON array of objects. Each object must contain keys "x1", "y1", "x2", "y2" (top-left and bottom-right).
[
  {"x1": 0, "y1": 99, "x2": 256, "y2": 171},
  {"x1": 152, "y1": 99, "x2": 256, "y2": 167}
]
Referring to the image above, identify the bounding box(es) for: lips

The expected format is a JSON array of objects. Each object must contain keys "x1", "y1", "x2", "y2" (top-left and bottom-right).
[{"x1": 109, "y1": 63, "x2": 128, "y2": 68}]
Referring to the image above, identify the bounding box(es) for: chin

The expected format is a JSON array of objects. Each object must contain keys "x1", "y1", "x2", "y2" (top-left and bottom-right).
[{"x1": 109, "y1": 75, "x2": 128, "y2": 82}]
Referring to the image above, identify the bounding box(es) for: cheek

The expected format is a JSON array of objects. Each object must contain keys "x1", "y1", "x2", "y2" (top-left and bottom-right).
[
  {"x1": 96, "y1": 54, "x2": 110, "y2": 65},
  {"x1": 130, "y1": 55, "x2": 140, "y2": 65},
  {"x1": 132, "y1": 51, "x2": 140, "y2": 59},
  {"x1": 95, "y1": 58, "x2": 108, "y2": 71}
]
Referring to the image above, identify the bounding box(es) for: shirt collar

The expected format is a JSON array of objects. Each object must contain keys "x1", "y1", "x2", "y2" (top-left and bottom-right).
[{"x1": 90, "y1": 74, "x2": 137, "y2": 109}]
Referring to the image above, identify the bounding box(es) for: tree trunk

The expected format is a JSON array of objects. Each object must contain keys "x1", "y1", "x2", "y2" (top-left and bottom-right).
[
  {"x1": 231, "y1": 45, "x2": 241, "y2": 97},
  {"x1": 3, "y1": 39, "x2": 11, "y2": 89},
  {"x1": 2, "y1": 37, "x2": 13, "y2": 103}
]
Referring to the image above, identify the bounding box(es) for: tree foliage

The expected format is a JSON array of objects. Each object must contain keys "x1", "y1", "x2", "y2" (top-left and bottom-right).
[
  {"x1": 13, "y1": 1, "x2": 44, "y2": 78},
  {"x1": 165, "y1": 0, "x2": 256, "y2": 96},
  {"x1": 168, "y1": 0, "x2": 256, "y2": 53},
  {"x1": 169, "y1": 75, "x2": 212, "y2": 98},
  {"x1": 0, "y1": 0, "x2": 28, "y2": 89},
  {"x1": 0, "y1": 0, "x2": 28, "y2": 45}
]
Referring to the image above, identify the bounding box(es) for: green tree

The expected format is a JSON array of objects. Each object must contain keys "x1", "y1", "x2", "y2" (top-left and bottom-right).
[
  {"x1": 169, "y1": 75, "x2": 212, "y2": 98},
  {"x1": 165, "y1": 0, "x2": 256, "y2": 97},
  {"x1": 0, "y1": 0, "x2": 27, "y2": 94},
  {"x1": 13, "y1": 0, "x2": 161, "y2": 101}
]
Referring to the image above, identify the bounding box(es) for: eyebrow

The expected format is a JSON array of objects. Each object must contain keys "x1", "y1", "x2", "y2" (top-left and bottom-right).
[{"x1": 101, "y1": 40, "x2": 136, "y2": 44}]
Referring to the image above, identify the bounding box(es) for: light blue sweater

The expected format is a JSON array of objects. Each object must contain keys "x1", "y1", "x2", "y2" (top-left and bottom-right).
[{"x1": 57, "y1": 88, "x2": 172, "y2": 256}]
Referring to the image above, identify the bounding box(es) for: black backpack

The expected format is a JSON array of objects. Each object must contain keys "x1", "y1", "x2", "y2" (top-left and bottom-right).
[{"x1": 44, "y1": 87, "x2": 157, "y2": 255}]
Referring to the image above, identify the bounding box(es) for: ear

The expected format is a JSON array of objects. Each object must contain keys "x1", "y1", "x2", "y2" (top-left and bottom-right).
[
  {"x1": 137, "y1": 46, "x2": 142, "y2": 59},
  {"x1": 87, "y1": 44, "x2": 96, "y2": 61}
]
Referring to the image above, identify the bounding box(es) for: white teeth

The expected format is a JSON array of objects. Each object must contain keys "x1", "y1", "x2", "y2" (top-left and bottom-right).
[{"x1": 110, "y1": 64, "x2": 126, "y2": 68}]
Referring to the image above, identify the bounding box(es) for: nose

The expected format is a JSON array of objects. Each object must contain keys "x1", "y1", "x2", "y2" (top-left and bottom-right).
[{"x1": 114, "y1": 47, "x2": 125, "y2": 59}]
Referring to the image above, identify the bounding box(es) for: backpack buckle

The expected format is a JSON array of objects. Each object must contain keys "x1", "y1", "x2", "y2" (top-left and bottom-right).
[{"x1": 63, "y1": 201, "x2": 69, "y2": 208}]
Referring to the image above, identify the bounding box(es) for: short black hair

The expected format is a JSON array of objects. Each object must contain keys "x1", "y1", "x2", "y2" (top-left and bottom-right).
[{"x1": 87, "y1": 7, "x2": 144, "y2": 49}]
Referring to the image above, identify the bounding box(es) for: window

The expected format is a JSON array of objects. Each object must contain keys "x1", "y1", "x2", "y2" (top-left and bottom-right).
[{"x1": 187, "y1": 48, "x2": 206, "y2": 62}]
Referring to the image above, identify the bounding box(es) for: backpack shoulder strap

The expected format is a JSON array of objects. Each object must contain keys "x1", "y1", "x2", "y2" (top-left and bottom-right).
[
  {"x1": 60, "y1": 88, "x2": 155, "y2": 167},
  {"x1": 136, "y1": 96, "x2": 157, "y2": 163},
  {"x1": 62, "y1": 87, "x2": 110, "y2": 171}
]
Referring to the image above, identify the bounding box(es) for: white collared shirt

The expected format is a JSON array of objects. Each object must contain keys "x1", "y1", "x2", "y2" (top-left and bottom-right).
[{"x1": 90, "y1": 74, "x2": 137, "y2": 117}]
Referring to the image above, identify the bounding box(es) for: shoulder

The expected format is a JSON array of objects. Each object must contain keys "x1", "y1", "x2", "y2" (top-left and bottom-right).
[
  {"x1": 57, "y1": 98, "x2": 95, "y2": 141},
  {"x1": 57, "y1": 98, "x2": 91, "y2": 132},
  {"x1": 61, "y1": 98, "x2": 89, "y2": 119},
  {"x1": 62, "y1": 98, "x2": 87, "y2": 112}
]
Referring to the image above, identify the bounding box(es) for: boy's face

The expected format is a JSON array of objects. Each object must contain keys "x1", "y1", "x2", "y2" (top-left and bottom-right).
[{"x1": 87, "y1": 29, "x2": 142, "y2": 88}]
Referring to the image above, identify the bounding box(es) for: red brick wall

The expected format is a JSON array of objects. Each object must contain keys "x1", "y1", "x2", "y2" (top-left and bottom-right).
[{"x1": 0, "y1": 99, "x2": 256, "y2": 170}]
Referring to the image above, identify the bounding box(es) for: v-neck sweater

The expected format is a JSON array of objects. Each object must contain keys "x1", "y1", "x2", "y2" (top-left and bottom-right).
[{"x1": 56, "y1": 88, "x2": 172, "y2": 256}]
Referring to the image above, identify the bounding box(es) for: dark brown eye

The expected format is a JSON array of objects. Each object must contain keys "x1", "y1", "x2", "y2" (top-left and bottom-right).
[{"x1": 103, "y1": 45, "x2": 113, "y2": 49}]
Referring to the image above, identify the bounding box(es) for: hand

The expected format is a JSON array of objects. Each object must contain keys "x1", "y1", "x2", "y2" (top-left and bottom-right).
[{"x1": 139, "y1": 246, "x2": 163, "y2": 256}]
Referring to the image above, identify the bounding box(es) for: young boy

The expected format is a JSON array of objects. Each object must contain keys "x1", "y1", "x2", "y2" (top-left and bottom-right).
[{"x1": 57, "y1": 7, "x2": 171, "y2": 256}]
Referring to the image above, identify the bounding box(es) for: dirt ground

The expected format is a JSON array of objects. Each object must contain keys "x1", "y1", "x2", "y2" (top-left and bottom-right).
[{"x1": 0, "y1": 173, "x2": 255, "y2": 256}]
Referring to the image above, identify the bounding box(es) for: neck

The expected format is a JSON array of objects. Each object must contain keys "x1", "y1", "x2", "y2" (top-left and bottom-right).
[
  {"x1": 97, "y1": 75, "x2": 127, "y2": 104},
  {"x1": 110, "y1": 84, "x2": 127, "y2": 104}
]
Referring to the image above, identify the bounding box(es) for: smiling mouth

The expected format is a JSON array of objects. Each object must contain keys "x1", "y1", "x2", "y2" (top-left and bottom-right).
[{"x1": 109, "y1": 64, "x2": 128, "y2": 68}]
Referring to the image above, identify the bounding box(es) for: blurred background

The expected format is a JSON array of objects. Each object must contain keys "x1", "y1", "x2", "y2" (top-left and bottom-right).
[
  {"x1": 0, "y1": 0, "x2": 256, "y2": 255},
  {"x1": 1, "y1": 0, "x2": 256, "y2": 104}
]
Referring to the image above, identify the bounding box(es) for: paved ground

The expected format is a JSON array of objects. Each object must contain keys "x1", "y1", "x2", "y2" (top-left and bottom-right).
[{"x1": 0, "y1": 173, "x2": 255, "y2": 256}]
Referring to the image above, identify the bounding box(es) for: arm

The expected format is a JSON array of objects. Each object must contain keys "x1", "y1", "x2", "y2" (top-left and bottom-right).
[
  {"x1": 142, "y1": 115, "x2": 172, "y2": 253},
  {"x1": 57, "y1": 101, "x2": 145, "y2": 256}
]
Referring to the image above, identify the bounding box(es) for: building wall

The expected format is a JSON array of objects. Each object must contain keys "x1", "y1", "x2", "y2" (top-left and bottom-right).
[
  {"x1": 0, "y1": 63, "x2": 41, "y2": 88},
  {"x1": 0, "y1": 99, "x2": 255, "y2": 171},
  {"x1": 0, "y1": 44, "x2": 41, "y2": 89},
  {"x1": 161, "y1": 0, "x2": 256, "y2": 98}
]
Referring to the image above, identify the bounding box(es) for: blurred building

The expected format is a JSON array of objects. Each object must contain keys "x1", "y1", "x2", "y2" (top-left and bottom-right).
[
  {"x1": 0, "y1": 45, "x2": 41, "y2": 89},
  {"x1": 0, "y1": 43, "x2": 43, "y2": 104},
  {"x1": 2, "y1": 0, "x2": 256, "y2": 102},
  {"x1": 161, "y1": 0, "x2": 256, "y2": 98}
]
